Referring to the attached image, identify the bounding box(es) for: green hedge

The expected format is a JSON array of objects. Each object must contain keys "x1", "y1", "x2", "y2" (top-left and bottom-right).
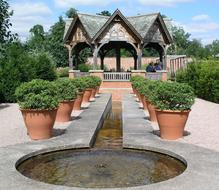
[
  {"x1": 0, "y1": 43, "x2": 57, "y2": 102},
  {"x1": 176, "y1": 60, "x2": 219, "y2": 103}
]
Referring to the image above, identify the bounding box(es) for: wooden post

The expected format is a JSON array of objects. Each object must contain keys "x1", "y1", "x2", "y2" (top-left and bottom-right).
[
  {"x1": 137, "y1": 47, "x2": 142, "y2": 70},
  {"x1": 134, "y1": 55, "x2": 137, "y2": 70},
  {"x1": 116, "y1": 46, "x2": 121, "y2": 72},
  {"x1": 92, "y1": 44, "x2": 98, "y2": 70},
  {"x1": 67, "y1": 45, "x2": 73, "y2": 69}
]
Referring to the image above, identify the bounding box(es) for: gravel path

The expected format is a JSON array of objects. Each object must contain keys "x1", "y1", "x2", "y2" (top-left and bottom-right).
[
  {"x1": 0, "y1": 103, "x2": 85, "y2": 148},
  {"x1": 0, "y1": 97, "x2": 219, "y2": 152},
  {"x1": 148, "y1": 98, "x2": 219, "y2": 152}
]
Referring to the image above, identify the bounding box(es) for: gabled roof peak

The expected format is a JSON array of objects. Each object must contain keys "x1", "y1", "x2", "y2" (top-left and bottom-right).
[{"x1": 127, "y1": 12, "x2": 160, "y2": 18}]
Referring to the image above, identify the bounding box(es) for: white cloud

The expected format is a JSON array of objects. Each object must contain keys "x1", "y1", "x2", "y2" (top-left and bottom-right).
[
  {"x1": 192, "y1": 14, "x2": 210, "y2": 22},
  {"x1": 54, "y1": 0, "x2": 121, "y2": 8},
  {"x1": 173, "y1": 15, "x2": 219, "y2": 44},
  {"x1": 138, "y1": 0, "x2": 193, "y2": 7},
  {"x1": 10, "y1": 1, "x2": 54, "y2": 41}
]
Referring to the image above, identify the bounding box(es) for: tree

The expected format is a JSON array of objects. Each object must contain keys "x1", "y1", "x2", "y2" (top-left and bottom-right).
[
  {"x1": 47, "y1": 17, "x2": 68, "y2": 67},
  {"x1": 0, "y1": 0, "x2": 17, "y2": 57},
  {"x1": 27, "y1": 24, "x2": 47, "y2": 52},
  {"x1": 168, "y1": 26, "x2": 190, "y2": 55},
  {"x1": 97, "y1": 10, "x2": 111, "y2": 16},
  {"x1": 65, "y1": 8, "x2": 77, "y2": 18},
  {"x1": 208, "y1": 40, "x2": 219, "y2": 57},
  {"x1": 0, "y1": 0, "x2": 17, "y2": 43}
]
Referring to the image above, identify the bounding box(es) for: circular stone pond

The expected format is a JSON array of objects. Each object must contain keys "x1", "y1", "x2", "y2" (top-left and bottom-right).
[{"x1": 16, "y1": 149, "x2": 186, "y2": 188}]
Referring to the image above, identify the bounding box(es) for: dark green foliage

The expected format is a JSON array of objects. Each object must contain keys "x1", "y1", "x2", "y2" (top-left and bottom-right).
[
  {"x1": 33, "y1": 53, "x2": 57, "y2": 81},
  {"x1": 78, "y1": 64, "x2": 92, "y2": 72},
  {"x1": 0, "y1": 43, "x2": 36, "y2": 102},
  {"x1": 47, "y1": 17, "x2": 69, "y2": 67},
  {"x1": 0, "y1": 0, "x2": 17, "y2": 44},
  {"x1": 176, "y1": 60, "x2": 219, "y2": 103},
  {"x1": 70, "y1": 77, "x2": 87, "y2": 92},
  {"x1": 81, "y1": 76, "x2": 100, "y2": 89},
  {"x1": 0, "y1": 43, "x2": 57, "y2": 102},
  {"x1": 66, "y1": 8, "x2": 77, "y2": 18},
  {"x1": 54, "y1": 79, "x2": 77, "y2": 102},
  {"x1": 15, "y1": 79, "x2": 59, "y2": 110},
  {"x1": 151, "y1": 82, "x2": 195, "y2": 111},
  {"x1": 27, "y1": 24, "x2": 47, "y2": 52},
  {"x1": 89, "y1": 76, "x2": 102, "y2": 86},
  {"x1": 97, "y1": 10, "x2": 111, "y2": 16}
]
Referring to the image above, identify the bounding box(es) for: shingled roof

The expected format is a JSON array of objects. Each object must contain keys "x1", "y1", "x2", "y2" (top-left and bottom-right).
[{"x1": 64, "y1": 10, "x2": 172, "y2": 44}]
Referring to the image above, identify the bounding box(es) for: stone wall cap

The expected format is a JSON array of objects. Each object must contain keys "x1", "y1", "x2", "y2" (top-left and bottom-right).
[
  {"x1": 89, "y1": 70, "x2": 104, "y2": 73},
  {"x1": 131, "y1": 70, "x2": 146, "y2": 73},
  {"x1": 69, "y1": 70, "x2": 80, "y2": 73}
]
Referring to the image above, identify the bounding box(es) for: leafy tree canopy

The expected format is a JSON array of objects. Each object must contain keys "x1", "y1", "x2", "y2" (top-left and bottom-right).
[{"x1": 97, "y1": 10, "x2": 112, "y2": 16}]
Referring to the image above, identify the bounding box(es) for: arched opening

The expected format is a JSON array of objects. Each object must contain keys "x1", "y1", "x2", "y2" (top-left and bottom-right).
[
  {"x1": 97, "y1": 41, "x2": 138, "y2": 72},
  {"x1": 72, "y1": 42, "x2": 92, "y2": 70},
  {"x1": 142, "y1": 42, "x2": 165, "y2": 70}
]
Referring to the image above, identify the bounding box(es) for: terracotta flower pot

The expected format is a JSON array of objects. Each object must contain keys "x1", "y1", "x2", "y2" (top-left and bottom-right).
[
  {"x1": 146, "y1": 101, "x2": 157, "y2": 122},
  {"x1": 155, "y1": 109, "x2": 190, "y2": 140},
  {"x1": 73, "y1": 92, "x2": 84, "y2": 111},
  {"x1": 90, "y1": 88, "x2": 96, "y2": 100},
  {"x1": 140, "y1": 93, "x2": 148, "y2": 111},
  {"x1": 131, "y1": 84, "x2": 137, "y2": 95},
  {"x1": 21, "y1": 109, "x2": 57, "y2": 140},
  {"x1": 82, "y1": 88, "x2": 93, "y2": 103},
  {"x1": 96, "y1": 86, "x2": 100, "y2": 94},
  {"x1": 56, "y1": 100, "x2": 74, "y2": 122},
  {"x1": 135, "y1": 90, "x2": 141, "y2": 102}
]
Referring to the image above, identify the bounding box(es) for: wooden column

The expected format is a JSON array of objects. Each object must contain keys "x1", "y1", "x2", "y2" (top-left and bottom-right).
[
  {"x1": 100, "y1": 55, "x2": 104, "y2": 70},
  {"x1": 116, "y1": 46, "x2": 121, "y2": 72},
  {"x1": 137, "y1": 48, "x2": 142, "y2": 70},
  {"x1": 92, "y1": 44, "x2": 98, "y2": 70},
  {"x1": 163, "y1": 48, "x2": 167, "y2": 70},
  {"x1": 134, "y1": 55, "x2": 137, "y2": 70},
  {"x1": 67, "y1": 45, "x2": 73, "y2": 69}
]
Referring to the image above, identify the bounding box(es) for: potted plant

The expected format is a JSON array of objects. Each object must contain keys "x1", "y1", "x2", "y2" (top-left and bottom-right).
[
  {"x1": 142, "y1": 80, "x2": 162, "y2": 122},
  {"x1": 151, "y1": 82, "x2": 195, "y2": 140},
  {"x1": 54, "y1": 79, "x2": 77, "y2": 122},
  {"x1": 71, "y1": 77, "x2": 87, "y2": 111},
  {"x1": 89, "y1": 76, "x2": 102, "y2": 98},
  {"x1": 130, "y1": 76, "x2": 144, "y2": 96},
  {"x1": 15, "y1": 79, "x2": 59, "y2": 140},
  {"x1": 130, "y1": 76, "x2": 145, "y2": 102},
  {"x1": 136, "y1": 80, "x2": 149, "y2": 111},
  {"x1": 82, "y1": 76, "x2": 95, "y2": 103}
]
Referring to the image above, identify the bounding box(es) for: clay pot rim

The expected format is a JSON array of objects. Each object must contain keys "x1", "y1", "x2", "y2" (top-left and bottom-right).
[
  {"x1": 85, "y1": 88, "x2": 93, "y2": 90},
  {"x1": 59, "y1": 99, "x2": 75, "y2": 103},
  {"x1": 155, "y1": 109, "x2": 191, "y2": 113},
  {"x1": 20, "y1": 108, "x2": 58, "y2": 112}
]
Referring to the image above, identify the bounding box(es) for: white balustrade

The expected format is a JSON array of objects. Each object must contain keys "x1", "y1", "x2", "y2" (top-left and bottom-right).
[{"x1": 103, "y1": 72, "x2": 131, "y2": 81}]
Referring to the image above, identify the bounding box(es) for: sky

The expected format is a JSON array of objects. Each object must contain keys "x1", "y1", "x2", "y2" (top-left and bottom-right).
[{"x1": 9, "y1": 0, "x2": 219, "y2": 45}]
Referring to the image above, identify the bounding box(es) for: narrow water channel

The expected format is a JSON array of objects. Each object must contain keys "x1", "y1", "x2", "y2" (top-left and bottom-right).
[{"x1": 94, "y1": 101, "x2": 123, "y2": 149}]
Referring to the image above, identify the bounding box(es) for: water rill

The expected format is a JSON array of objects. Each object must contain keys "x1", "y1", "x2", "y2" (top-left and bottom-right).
[{"x1": 94, "y1": 101, "x2": 122, "y2": 149}]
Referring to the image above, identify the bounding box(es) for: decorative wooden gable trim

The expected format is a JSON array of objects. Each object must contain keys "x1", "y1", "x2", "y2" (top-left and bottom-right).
[
  {"x1": 64, "y1": 16, "x2": 91, "y2": 45},
  {"x1": 92, "y1": 9, "x2": 142, "y2": 44},
  {"x1": 144, "y1": 14, "x2": 173, "y2": 44}
]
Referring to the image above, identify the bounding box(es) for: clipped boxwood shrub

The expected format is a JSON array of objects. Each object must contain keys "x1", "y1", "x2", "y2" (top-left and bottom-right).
[
  {"x1": 90, "y1": 76, "x2": 102, "y2": 87},
  {"x1": 70, "y1": 77, "x2": 87, "y2": 92},
  {"x1": 151, "y1": 82, "x2": 195, "y2": 111},
  {"x1": 78, "y1": 64, "x2": 92, "y2": 72},
  {"x1": 140, "y1": 80, "x2": 162, "y2": 101},
  {"x1": 54, "y1": 79, "x2": 77, "y2": 102},
  {"x1": 130, "y1": 75, "x2": 145, "y2": 83},
  {"x1": 15, "y1": 79, "x2": 59, "y2": 110},
  {"x1": 80, "y1": 76, "x2": 99, "y2": 89}
]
